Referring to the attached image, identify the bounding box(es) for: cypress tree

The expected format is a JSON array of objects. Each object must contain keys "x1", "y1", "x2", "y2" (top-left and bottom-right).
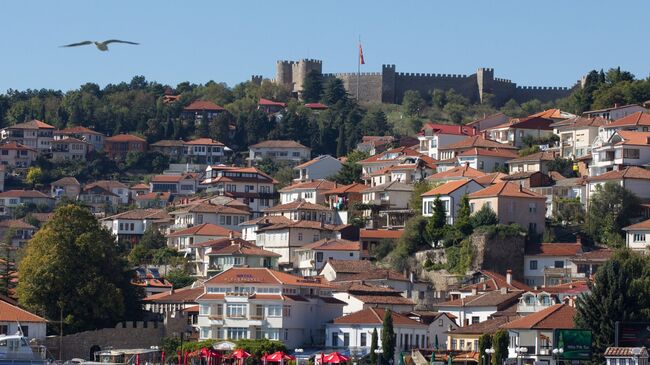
[
  {"x1": 491, "y1": 330, "x2": 509, "y2": 365},
  {"x1": 369, "y1": 328, "x2": 378, "y2": 365},
  {"x1": 381, "y1": 309, "x2": 395, "y2": 365}
]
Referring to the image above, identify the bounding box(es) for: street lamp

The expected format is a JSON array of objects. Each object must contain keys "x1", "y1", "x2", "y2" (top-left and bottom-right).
[
  {"x1": 294, "y1": 349, "x2": 304, "y2": 365},
  {"x1": 485, "y1": 348, "x2": 495, "y2": 365},
  {"x1": 552, "y1": 348, "x2": 564, "y2": 365},
  {"x1": 515, "y1": 347, "x2": 528, "y2": 365},
  {"x1": 374, "y1": 349, "x2": 383, "y2": 365}
]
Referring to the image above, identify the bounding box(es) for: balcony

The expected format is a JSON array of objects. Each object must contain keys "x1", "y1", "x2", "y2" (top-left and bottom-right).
[{"x1": 208, "y1": 315, "x2": 223, "y2": 325}]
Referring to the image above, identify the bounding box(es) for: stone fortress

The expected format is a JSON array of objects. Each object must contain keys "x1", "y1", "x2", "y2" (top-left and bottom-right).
[{"x1": 252, "y1": 59, "x2": 582, "y2": 106}]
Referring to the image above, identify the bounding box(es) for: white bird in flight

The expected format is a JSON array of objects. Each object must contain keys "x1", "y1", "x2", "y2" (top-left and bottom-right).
[{"x1": 60, "y1": 39, "x2": 139, "y2": 51}]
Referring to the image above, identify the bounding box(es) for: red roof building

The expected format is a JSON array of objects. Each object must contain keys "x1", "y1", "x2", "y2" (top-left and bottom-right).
[{"x1": 104, "y1": 134, "x2": 147, "y2": 160}]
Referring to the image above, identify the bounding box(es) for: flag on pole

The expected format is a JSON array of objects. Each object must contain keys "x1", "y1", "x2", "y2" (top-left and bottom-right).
[{"x1": 359, "y1": 43, "x2": 365, "y2": 65}]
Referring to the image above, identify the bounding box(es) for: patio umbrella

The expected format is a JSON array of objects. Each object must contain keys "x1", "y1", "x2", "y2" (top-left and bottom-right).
[
  {"x1": 161, "y1": 351, "x2": 165, "y2": 365},
  {"x1": 232, "y1": 349, "x2": 252, "y2": 359},
  {"x1": 264, "y1": 352, "x2": 296, "y2": 363},
  {"x1": 430, "y1": 352, "x2": 435, "y2": 365},
  {"x1": 323, "y1": 352, "x2": 350, "y2": 364}
]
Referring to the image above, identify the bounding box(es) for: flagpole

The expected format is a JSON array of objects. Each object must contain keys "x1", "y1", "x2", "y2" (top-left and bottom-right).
[{"x1": 357, "y1": 35, "x2": 360, "y2": 101}]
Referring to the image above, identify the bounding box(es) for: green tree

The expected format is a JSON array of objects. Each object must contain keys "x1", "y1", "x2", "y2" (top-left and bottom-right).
[
  {"x1": 25, "y1": 167, "x2": 43, "y2": 188},
  {"x1": 402, "y1": 90, "x2": 425, "y2": 117},
  {"x1": 574, "y1": 250, "x2": 650, "y2": 363},
  {"x1": 370, "y1": 328, "x2": 379, "y2": 365},
  {"x1": 478, "y1": 334, "x2": 493, "y2": 363},
  {"x1": 470, "y1": 205, "x2": 499, "y2": 228},
  {"x1": 301, "y1": 70, "x2": 323, "y2": 103},
  {"x1": 361, "y1": 110, "x2": 389, "y2": 136},
  {"x1": 166, "y1": 268, "x2": 194, "y2": 289},
  {"x1": 331, "y1": 151, "x2": 368, "y2": 185},
  {"x1": 454, "y1": 194, "x2": 473, "y2": 236},
  {"x1": 554, "y1": 197, "x2": 585, "y2": 226},
  {"x1": 586, "y1": 182, "x2": 641, "y2": 246},
  {"x1": 425, "y1": 196, "x2": 447, "y2": 244},
  {"x1": 322, "y1": 78, "x2": 348, "y2": 106},
  {"x1": 17, "y1": 204, "x2": 142, "y2": 333},
  {"x1": 381, "y1": 309, "x2": 395, "y2": 365},
  {"x1": 410, "y1": 180, "x2": 434, "y2": 215},
  {"x1": 491, "y1": 329, "x2": 509, "y2": 365},
  {"x1": 0, "y1": 238, "x2": 14, "y2": 297}
]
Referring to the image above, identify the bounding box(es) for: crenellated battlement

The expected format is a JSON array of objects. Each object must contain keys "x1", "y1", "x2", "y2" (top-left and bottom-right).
[
  {"x1": 516, "y1": 85, "x2": 570, "y2": 91},
  {"x1": 276, "y1": 60, "x2": 296, "y2": 65},
  {"x1": 299, "y1": 58, "x2": 322, "y2": 64},
  {"x1": 333, "y1": 72, "x2": 382, "y2": 77},
  {"x1": 494, "y1": 77, "x2": 512, "y2": 83},
  {"x1": 396, "y1": 72, "x2": 469, "y2": 79}
]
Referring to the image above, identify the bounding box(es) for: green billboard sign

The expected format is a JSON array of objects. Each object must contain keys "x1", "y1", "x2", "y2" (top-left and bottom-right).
[{"x1": 553, "y1": 329, "x2": 592, "y2": 360}]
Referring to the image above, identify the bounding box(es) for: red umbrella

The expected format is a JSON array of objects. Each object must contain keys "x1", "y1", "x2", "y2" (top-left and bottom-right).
[
  {"x1": 161, "y1": 351, "x2": 165, "y2": 365},
  {"x1": 231, "y1": 349, "x2": 251, "y2": 359},
  {"x1": 323, "y1": 353, "x2": 349, "y2": 364},
  {"x1": 264, "y1": 352, "x2": 296, "y2": 363}
]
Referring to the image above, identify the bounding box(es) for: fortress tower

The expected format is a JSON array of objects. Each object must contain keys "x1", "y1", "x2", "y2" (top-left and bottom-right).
[
  {"x1": 476, "y1": 68, "x2": 494, "y2": 103},
  {"x1": 274, "y1": 59, "x2": 322, "y2": 95}
]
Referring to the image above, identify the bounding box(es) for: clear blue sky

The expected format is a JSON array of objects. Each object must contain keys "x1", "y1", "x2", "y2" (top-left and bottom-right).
[{"x1": 1, "y1": 0, "x2": 648, "y2": 92}]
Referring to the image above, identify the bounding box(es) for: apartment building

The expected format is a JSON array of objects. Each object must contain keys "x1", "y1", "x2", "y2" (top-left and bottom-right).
[
  {"x1": 150, "y1": 174, "x2": 198, "y2": 195},
  {"x1": 590, "y1": 131, "x2": 650, "y2": 176},
  {"x1": 279, "y1": 180, "x2": 337, "y2": 205},
  {"x1": 552, "y1": 116, "x2": 606, "y2": 159},
  {"x1": 101, "y1": 209, "x2": 172, "y2": 249},
  {"x1": 104, "y1": 134, "x2": 147, "y2": 160},
  {"x1": 51, "y1": 137, "x2": 89, "y2": 161},
  {"x1": 169, "y1": 202, "x2": 250, "y2": 232},
  {"x1": 418, "y1": 122, "x2": 476, "y2": 159},
  {"x1": 0, "y1": 119, "x2": 55, "y2": 154},
  {"x1": 248, "y1": 140, "x2": 311, "y2": 166},
  {"x1": 54, "y1": 126, "x2": 105, "y2": 151},
  {"x1": 293, "y1": 155, "x2": 342, "y2": 182},
  {"x1": 203, "y1": 165, "x2": 278, "y2": 216},
  {"x1": 184, "y1": 138, "x2": 230, "y2": 164}
]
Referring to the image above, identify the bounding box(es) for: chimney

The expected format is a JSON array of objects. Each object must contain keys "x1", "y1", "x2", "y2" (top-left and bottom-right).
[
  {"x1": 506, "y1": 269, "x2": 512, "y2": 285},
  {"x1": 500, "y1": 287, "x2": 508, "y2": 294},
  {"x1": 518, "y1": 184, "x2": 523, "y2": 192},
  {"x1": 228, "y1": 231, "x2": 234, "y2": 239},
  {"x1": 614, "y1": 103, "x2": 619, "y2": 108},
  {"x1": 471, "y1": 288, "x2": 477, "y2": 295},
  {"x1": 464, "y1": 162, "x2": 470, "y2": 168},
  {"x1": 575, "y1": 234, "x2": 582, "y2": 245}
]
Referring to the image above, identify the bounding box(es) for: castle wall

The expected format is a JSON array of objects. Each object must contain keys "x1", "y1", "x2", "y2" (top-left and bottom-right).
[
  {"x1": 393, "y1": 72, "x2": 480, "y2": 104},
  {"x1": 324, "y1": 72, "x2": 384, "y2": 103},
  {"x1": 513, "y1": 85, "x2": 575, "y2": 104}
]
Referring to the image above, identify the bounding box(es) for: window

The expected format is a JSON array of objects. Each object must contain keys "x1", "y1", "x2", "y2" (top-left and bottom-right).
[
  {"x1": 479, "y1": 161, "x2": 484, "y2": 170},
  {"x1": 470, "y1": 203, "x2": 475, "y2": 213},
  {"x1": 226, "y1": 304, "x2": 246, "y2": 318},
  {"x1": 623, "y1": 148, "x2": 640, "y2": 159},
  {"x1": 282, "y1": 305, "x2": 291, "y2": 317},
  {"x1": 227, "y1": 328, "x2": 248, "y2": 340},
  {"x1": 360, "y1": 333, "x2": 367, "y2": 347},
  {"x1": 554, "y1": 260, "x2": 565, "y2": 268},
  {"x1": 451, "y1": 340, "x2": 457, "y2": 350},
  {"x1": 284, "y1": 329, "x2": 289, "y2": 341},
  {"x1": 343, "y1": 333, "x2": 350, "y2": 347},
  {"x1": 529, "y1": 203, "x2": 537, "y2": 213},
  {"x1": 472, "y1": 316, "x2": 480, "y2": 324},
  {"x1": 316, "y1": 252, "x2": 323, "y2": 263},
  {"x1": 266, "y1": 305, "x2": 282, "y2": 317},
  {"x1": 459, "y1": 340, "x2": 465, "y2": 349},
  {"x1": 634, "y1": 234, "x2": 646, "y2": 242},
  {"x1": 199, "y1": 304, "x2": 210, "y2": 315},
  {"x1": 298, "y1": 232, "x2": 303, "y2": 241},
  {"x1": 19, "y1": 326, "x2": 28, "y2": 337},
  {"x1": 438, "y1": 319, "x2": 444, "y2": 327},
  {"x1": 529, "y1": 222, "x2": 537, "y2": 233},
  {"x1": 331, "y1": 332, "x2": 338, "y2": 347},
  {"x1": 200, "y1": 327, "x2": 210, "y2": 339},
  {"x1": 0, "y1": 325, "x2": 7, "y2": 335},
  {"x1": 292, "y1": 152, "x2": 300, "y2": 157},
  {"x1": 530, "y1": 260, "x2": 538, "y2": 270}
]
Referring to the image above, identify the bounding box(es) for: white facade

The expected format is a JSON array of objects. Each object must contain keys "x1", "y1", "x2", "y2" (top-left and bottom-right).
[
  {"x1": 422, "y1": 180, "x2": 484, "y2": 224},
  {"x1": 584, "y1": 104, "x2": 646, "y2": 120},
  {"x1": 457, "y1": 154, "x2": 510, "y2": 173},
  {"x1": 249, "y1": 143, "x2": 311, "y2": 165},
  {"x1": 0, "y1": 321, "x2": 46, "y2": 341},
  {"x1": 524, "y1": 255, "x2": 579, "y2": 287},
  {"x1": 419, "y1": 133, "x2": 470, "y2": 160},
  {"x1": 171, "y1": 210, "x2": 248, "y2": 232},
  {"x1": 297, "y1": 248, "x2": 359, "y2": 277},
  {"x1": 294, "y1": 155, "x2": 342, "y2": 182},
  {"x1": 256, "y1": 226, "x2": 337, "y2": 266}
]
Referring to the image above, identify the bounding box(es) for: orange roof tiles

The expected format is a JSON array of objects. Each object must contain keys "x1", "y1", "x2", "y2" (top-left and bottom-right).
[
  {"x1": 0, "y1": 190, "x2": 50, "y2": 199},
  {"x1": 296, "y1": 238, "x2": 360, "y2": 252},
  {"x1": 323, "y1": 183, "x2": 367, "y2": 195},
  {"x1": 359, "y1": 229, "x2": 403, "y2": 239},
  {"x1": 422, "y1": 179, "x2": 475, "y2": 196},
  {"x1": 468, "y1": 182, "x2": 545, "y2": 199},
  {"x1": 264, "y1": 200, "x2": 331, "y2": 212},
  {"x1": 474, "y1": 172, "x2": 507, "y2": 185},
  {"x1": 508, "y1": 151, "x2": 556, "y2": 163},
  {"x1": 184, "y1": 100, "x2": 225, "y2": 111},
  {"x1": 612, "y1": 131, "x2": 650, "y2": 146},
  {"x1": 249, "y1": 140, "x2": 308, "y2": 149},
  {"x1": 56, "y1": 126, "x2": 103, "y2": 135},
  {"x1": 184, "y1": 138, "x2": 225, "y2": 146},
  {"x1": 457, "y1": 148, "x2": 518, "y2": 158},
  {"x1": 525, "y1": 243, "x2": 582, "y2": 256},
  {"x1": 8, "y1": 119, "x2": 55, "y2": 129},
  {"x1": 501, "y1": 304, "x2": 576, "y2": 330},
  {"x1": 279, "y1": 180, "x2": 337, "y2": 192},
  {"x1": 332, "y1": 308, "x2": 426, "y2": 326},
  {"x1": 587, "y1": 166, "x2": 650, "y2": 182},
  {"x1": 439, "y1": 135, "x2": 518, "y2": 151},
  {"x1": 359, "y1": 146, "x2": 424, "y2": 164},
  {"x1": 168, "y1": 223, "x2": 240, "y2": 237},
  {"x1": 604, "y1": 111, "x2": 650, "y2": 128},
  {"x1": 205, "y1": 267, "x2": 332, "y2": 288},
  {"x1": 143, "y1": 286, "x2": 204, "y2": 303},
  {"x1": 420, "y1": 123, "x2": 476, "y2": 136},
  {"x1": 0, "y1": 142, "x2": 37, "y2": 152},
  {"x1": 258, "y1": 98, "x2": 287, "y2": 107},
  {"x1": 427, "y1": 164, "x2": 487, "y2": 181},
  {"x1": 624, "y1": 218, "x2": 650, "y2": 231},
  {"x1": 0, "y1": 299, "x2": 47, "y2": 322},
  {"x1": 105, "y1": 134, "x2": 146, "y2": 143},
  {"x1": 437, "y1": 291, "x2": 521, "y2": 308}
]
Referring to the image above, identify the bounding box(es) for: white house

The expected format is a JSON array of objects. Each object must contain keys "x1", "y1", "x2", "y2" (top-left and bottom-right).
[
  {"x1": 590, "y1": 131, "x2": 650, "y2": 176},
  {"x1": 552, "y1": 116, "x2": 606, "y2": 159},
  {"x1": 594, "y1": 111, "x2": 650, "y2": 148},
  {"x1": 166, "y1": 223, "x2": 240, "y2": 256},
  {"x1": 150, "y1": 174, "x2": 198, "y2": 195},
  {"x1": 279, "y1": 180, "x2": 337, "y2": 205},
  {"x1": 456, "y1": 148, "x2": 518, "y2": 172},
  {"x1": 507, "y1": 151, "x2": 557, "y2": 175},
  {"x1": 362, "y1": 181, "x2": 414, "y2": 229},
  {"x1": 0, "y1": 298, "x2": 47, "y2": 341},
  {"x1": 169, "y1": 202, "x2": 250, "y2": 232},
  {"x1": 586, "y1": 166, "x2": 650, "y2": 204},
  {"x1": 184, "y1": 138, "x2": 230, "y2": 164},
  {"x1": 418, "y1": 122, "x2": 476, "y2": 160},
  {"x1": 604, "y1": 347, "x2": 649, "y2": 365},
  {"x1": 84, "y1": 180, "x2": 130, "y2": 205},
  {"x1": 485, "y1": 116, "x2": 554, "y2": 148},
  {"x1": 435, "y1": 290, "x2": 521, "y2": 327},
  {"x1": 296, "y1": 239, "x2": 360, "y2": 276},
  {"x1": 239, "y1": 215, "x2": 293, "y2": 243},
  {"x1": 54, "y1": 126, "x2": 105, "y2": 151},
  {"x1": 0, "y1": 190, "x2": 54, "y2": 218},
  {"x1": 583, "y1": 104, "x2": 646, "y2": 121},
  {"x1": 406, "y1": 311, "x2": 458, "y2": 350},
  {"x1": 325, "y1": 308, "x2": 428, "y2": 359},
  {"x1": 623, "y1": 219, "x2": 650, "y2": 252},
  {"x1": 248, "y1": 140, "x2": 311, "y2": 166},
  {"x1": 195, "y1": 267, "x2": 345, "y2": 348},
  {"x1": 293, "y1": 155, "x2": 342, "y2": 182},
  {"x1": 0, "y1": 119, "x2": 55, "y2": 154},
  {"x1": 421, "y1": 179, "x2": 484, "y2": 224},
  {"x1": 101, "y1": 209, "x2": 172, "y2": 249},
  {"x1": 524, "y1": 242, "x2": 583, "y2": 287}
]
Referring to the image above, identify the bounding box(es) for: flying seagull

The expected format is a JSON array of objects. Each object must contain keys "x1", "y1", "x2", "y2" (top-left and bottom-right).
[{"x1": 60, "y1": 39, "x2": 139, "y2": 51}]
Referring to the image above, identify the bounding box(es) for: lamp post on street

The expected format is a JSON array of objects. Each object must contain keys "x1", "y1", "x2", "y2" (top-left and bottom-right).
[
  {"x1": 374, "y1": 349, "x2": 383, "y2": 365},
  {"x1": 294, "y1": 348, "x2": 304, "y2": 365},
  {"x1": 515, "y1": 347, "x2": 528, "y2": 365},
  {"x1": 485, "y1": 348, "x2": 495, "y2": 365},
  {"x1": 552, "y1": 348, "x2": 564, "y2": 365}
]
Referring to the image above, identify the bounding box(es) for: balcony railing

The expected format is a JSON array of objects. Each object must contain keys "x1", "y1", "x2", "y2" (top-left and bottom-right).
[
  {"x1": 208, "y1": 314, "x2": 223, "y2": 320},
  {"x1": 249, "y1": 315, "x2": 264, "y2": 320},
  {"x1": 226, "y1": 313, "x2": 246, "y2": 319}
]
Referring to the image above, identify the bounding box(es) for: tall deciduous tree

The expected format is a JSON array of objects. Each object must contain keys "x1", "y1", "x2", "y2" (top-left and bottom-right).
[
  {"x1": 586, "y1": 182, "x2": 641, "y2": 246},
  {"x1": 381, "y1": 310, "x2": 395, "y2": 365},
  {"x1": 574, "y1": 250, "x2": 650, "y2": 364},
  {"x1": 402, "y1": 90, "x2": 425, "y2": 117},
  {"x1": 17, "y1": 204, "x2": 143, "y2": 333}
]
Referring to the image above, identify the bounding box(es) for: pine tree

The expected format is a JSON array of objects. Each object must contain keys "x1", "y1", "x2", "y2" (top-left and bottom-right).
[
  {"x1": 336, "y1": 124, "x2": 346, "y2": 157},
  {"x1": 492, "y1": 329, "x2": 509, "y2": 365},
  {"x1": 470, "y1": 205, "x2": 499, "y2": 228},
  {"x1": 454, "y1": 194, "x2": 473, "y2": 235},
  {"x1": 381, "y1": 309, "x2": 395, "y2": 365},
  {"x1": 369, "y1": 328, "x2": 378, "y2": 365},
  {"x1": 478, "y1": 334, "x2": 492, "y2": 364},
  {"x1": 301, "y1": 70, "x2": 323, "y2": 103},
  {"x1": 425, "y1": 196, "x2": 447, "y2": 244}
]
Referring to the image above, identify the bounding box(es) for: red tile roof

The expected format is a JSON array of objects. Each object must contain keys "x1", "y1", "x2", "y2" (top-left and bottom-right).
[
  {"x1": 168, "y1": 223, "x2": 240, "y2": 237},
  {"x1": 612, "y1": 131, "x2": 650, "y2": 146},
  {"x1": 332, "y1": 308, "x2": 426, "y2": 326},
  {"x1": 56, "y1": 126, "x2": 103, "y2": 135},
  {"x1": 304, "y1": 102, "x2": 328, "y2": 110},
  {"x1": 623, "y1": 218, "x2": 650, "y2": 231},
  {"x1": 604, "y1": 347, "x2": 649, "y2": 357},
  {"x1": 422, "y1": 179, "x2": 476, "y2": 196},
  {"x1": 264, "y1": 200, "x2": 330, "y2": 212},
  {"x1": 359, "y1": 146, "x2": 423, "y2": 164},
  {"x1": 8, "y1": 119, "x2": 55, "y2": 129},
  {"x1": 0, "y1": 219, "x2": 36, "y2": 230},
  {"x1": 131, "y1": 183, "x2": 150, "y2": 190},
  {"x1": 458, "y1": 270, "x2": 530, "y2": 292},
  {"x1": 525, "y1": 243, "x2": 583, "y2": 256},
  {"x1": 437, "y1": 291, "x2": 521, "y2": 308},
  {"x1": 205, "y1": 267, "x2": 332, "y2": 288},
  {"x1": 587, "y1": 166, "x2": 650, "y2": 182},
  {"x1": 143, "y1": 286, "x2": 204, "y2": 303},
  {"x1": 457, "y1": 148, "x2": 518, "y2": 159},
  {"x1": 427, "y1": 165, "x2": 487, "y2": 181},
  {"x1": 474, "y1": 172, "x2": 508, "y2": 185},
  {"x1": 604, "y1": 111, "x2": 650, "y2": 128},
  {"x1": 439, "y1": 135, "x2": 518, "y2": 151},
  {"x1": 279, "y1": 179, "x2": 337, "y2": 193},
  {"x1": 359, "y1": 229, "x2": 403, "y2": 239},
  {"x1": 0, "y1": 190, "x2": 50, "y2": 199},
  {"x1": 184, "y1": 138, "x2": 225, "y2": 146},
  {"x1": 508, "y1": 151, "x2": 556, "y2": 163},
  {"x1": 296, "y1": 239, "x2": 360, "y2": 252},
  {"x1": 184, "y1": 100, "x2": 225, "y2": 111},
  {"x1": 0, "y1": 142, "x2": 37, "y2": 152},
  {"x1": 207, "y1": 239, "x2": 281, "y2": 257},
  {"x1": 259, "y1": 98, "x2": 287, "y2": 107},
  {"x1": 501, "y1": 304, "x2": 576, "y2": 330},
  {"x1": 0, "y1": 299, "x2": 47, "y2": 322},
  {"x1": 250, "y1": 140, "x2": 308, "y2": 149},
  {"x1": 240, "y1": 215, "x2": 293, "y2": 226},
  {"x1": 468, "y1": 182, "x2": 545, "y2": 199},
  {"x1": 134, "y1": 191, "x2": 172, "y2": 202},
  {"x1": 324, "y1": 259, "x2": 376, "y2": 274},
  {"x1": 105, "y1": 134, "x2": 146, "y2": 143},
  {"x1": 323, "y1": 183, "x2": 367, "y2": 195},
  {"x1": 421, "y1": 123, "x2": 476, "y2": 136}
]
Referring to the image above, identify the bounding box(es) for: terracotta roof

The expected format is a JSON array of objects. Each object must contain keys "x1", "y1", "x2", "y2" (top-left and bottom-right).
[
  {"x1": 458, "y1": 270, "x2": 531, "y2": 293},
  {"x1": 571, "y1": 247, "x2": 615, "y2": 262},
  {"x1": 420, "y1": 123, "x2": 476, "y2": 136},
  {"x1": 457, "y1": 148, "x2": 518, "y2": 159},
  {"x1": 205, "y1": 267, "x2": 332, "y2": 288},
  {"x1": 143, "y1": 286, "x2": 203, "y2": 303},
  {"x1": 207, "y1": 239, "x2": 281, "y2": 257},
  {"x1": 105, "y1": 134, "x2": 146, "y2": 143},
  {"x1": 279, "y1": 180, "x2": 337, "y2": 193},
  {"x1": 332, "y1": 308, "x2": 426, "y2": 326},
  {"x1": 52, "y1": 177, "x2": 80, "y2": 186},
  {"x1": 240, "y1": 215, "x2": 293, "y2": 226},
  {"x1": 255, "y1": 220, "x2": 339, "y2": 233},
  {"x1": 612, "y1": 130, "x2": 650, "y2": 146},
  {"x1": 264, "y1": 200, "x2": 330, "y2": 212},
  {"x1": 508, "y1": 151, "x2": 556, "y2": 163},
  {"x1": 422, "y1": 179, "x2": 476, "y2": 196},
  {"x1": 295, "y1": 155, "x2": 339, "y2": 169},
  {"x1": 134, "y1": 191, "x2": 172, "y2": 202},
  {"x1": 52, "y1": 137, "x2": 88, "y2": 145},
  {"x1": 0, "y1": 190, "x2": 50, "y2": 199},
  {"x1": 604, "y1": 111, "x2": 650, "y2": 128},
  {"x1": 7, "y1": 119, "x2": 55, "y2": 129},
  {"x1": 529, "y1": 109, "x2": 575, "y2": 120},
  {"x1": 131, "y1": 183, "x2": 150, "y2": 190},
  {"x1": 604, "y1": 347, "x2": 649, "y2": 357},
  {"x1": 333, "y1": 281, "x2": 399, "y2": 293},
  {"x1": 151, "y1": 174, "x2": 194, "y2": 183},
  {"x1": 184, "y1": 100, "x2": 225, "y2": 111},
  {"x1": 359, "y1": 229, "x2": 403, "y2": 240},
  {"x1": 359, "y1": 146, "x2": 423, "y2": 164},
  {"x1": 587, "y1": 166, "x2": 650, "y2": 182},
  {"x1": 549, "y1": 171, "x2": 567, "y2": 181},
  {"x1": 363, "y1": 180, "x2": 414, "y2": 193},
  {"x1": 474, "y1": 172, "x2": 507, "y2": 185},
  {"x1": 490, "y1": 116, "x2": 554, "y2": 131},
  {"x1": 338, "y1": 268, "x2": 410, "y2": 283},
  {"x1": 0, "y1": 219, "x2": 36, "y2": 230},
  {"x1": 468, "y1": 182, "x2": 545, "y2": 199},
  {"x1": 304, "y1": 102, "x2": 328, "y2": 110},
  {"x1": 171, "y1": 202, "x2": 249, "y2": 215},
  {"x1": 184, "y1": 138, "x2": 225, "y2": 146},
  {"x1": 259, "y1": 98, "x2": 287, "y2": 107},
  {"x1": 85, "y1": 180, "x2": 128, "y2": 190},
  {"x1": 437, "y1": 291, "x2": 521, "y2": 308},
  {"x1": 168, "y1": 223, "x2": 239, "y2": 238},
  {"x1": 525, "y1": 243, "x2": 583, "y2": 256},
  {"x1": 0, "y1": 299, "x2": 47, "y2": 323},
  {"x1": 56, "y1": 126, "x2": 103, "y2": 135},
  {"x1": 0, "y1": 142, "x2": 36, "y2": 152},
  {"x1": 439, "y1": 135, "x2": 518, "y2": 151},
  {"x1": 551, "y1": 116, "x2": 607, "y2": 129},
  {"x1": 296, "y1": 239, "x2": 360, "y2": 252},
  {"x1": 623, "y1": 218, "x2": 650, "y2": 231},
  {"x1": 323, "y1": 183, "x2": 367, "y2": 195},
  {"x1": 150, "y1": 140, "x2": 185, "y2": 147},
  {"x1": 501, "y1": 171, "x2": 547, "y2": 181},
  {"x1": 29, "y1": 212, "x2": 54, "y2": 223},
  {"x1": 250, "y1": 140, "x2": 308, "y2": 149},
  {"x1": 427, "y1": 164, "x2": 487, "y2": 181},
  {"x1": 103, "y1": 208, "x2": 170, "y2": 221},
  {"x1": 501, "y1": 304, "x2": 576, "y2": 330},
  {"x1": 449, "y1": 316, "x2": 515, "y2": 334},
  {"x1": 324, "y1": 259, "x2": 376, "y2": 274}
]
